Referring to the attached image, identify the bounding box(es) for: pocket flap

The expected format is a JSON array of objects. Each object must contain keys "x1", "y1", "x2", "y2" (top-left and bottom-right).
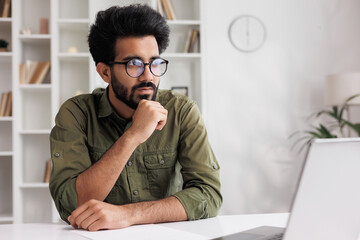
[{"x1": 144, "y1": 152, "x2": 176, "y2": 169}]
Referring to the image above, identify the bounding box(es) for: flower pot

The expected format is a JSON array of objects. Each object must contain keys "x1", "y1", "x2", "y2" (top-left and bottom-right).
[{"x1": 0, "y1": 48, "x2": 7, "y2": 52}]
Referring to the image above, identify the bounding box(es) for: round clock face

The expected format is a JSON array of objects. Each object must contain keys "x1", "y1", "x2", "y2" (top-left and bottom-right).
[{"x1": 228, "y1": 15, "x2": 266, "y2": 53}]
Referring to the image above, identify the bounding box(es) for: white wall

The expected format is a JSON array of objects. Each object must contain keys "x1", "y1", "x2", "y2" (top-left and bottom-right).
[{"x1": 203, "y1": 0, "x2": 360, "y2": 214}]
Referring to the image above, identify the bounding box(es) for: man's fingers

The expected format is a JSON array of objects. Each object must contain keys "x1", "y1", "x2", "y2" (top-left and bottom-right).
[
  {"x1": 68, "y1": 199, "x2": 97, "y2": 229},
  {"x1": 79, "y1": 211, "x2": 100, "y2": 230},
  {"x1": 68, "y1": 215, "x2": 78, "y2": 229},
  {"x1": 88, "y1": 220, "x2": 105, "y2": 231},
  {"x1": 71, "y1": 200, "x2": 91, "y2": 218},
  {"x1": 74, "y1": 208, "x2": 96, "y2": 229}
]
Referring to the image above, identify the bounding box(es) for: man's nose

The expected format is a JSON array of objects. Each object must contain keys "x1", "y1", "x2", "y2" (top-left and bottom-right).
[{"x1": 139, "y1": 64, "x2": 154, "y2": 82}]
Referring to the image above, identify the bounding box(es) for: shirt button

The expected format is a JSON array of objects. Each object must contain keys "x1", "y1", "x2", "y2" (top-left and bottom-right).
[
  {"x1": 133, "y1": 190, "x2": 138, "y2": 195},
  {"x1": 159, "y1": 160, "x2": 165, "y2": 165},
  {"x1": 213, "y1": 164, "x2": 218, "y2": 170},
  {"x1": 127, "y1": 161, "x2": 133, "y2": 166},
  {"x1": 54, "y1": 152, "x2": 60, "y2": 158}
]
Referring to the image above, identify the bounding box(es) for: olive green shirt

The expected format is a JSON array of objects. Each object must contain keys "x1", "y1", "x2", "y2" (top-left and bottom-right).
[{"x1": 49, "y1": 88, "x2": 222, "y2": 223}]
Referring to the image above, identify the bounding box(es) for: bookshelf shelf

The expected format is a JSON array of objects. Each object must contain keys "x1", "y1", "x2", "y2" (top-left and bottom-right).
[
  {"x1": 0, "y1": 17, "x2": 11, "y2": 23},
  {"x1": 19, "y1": 35, "x2": 51, "y2": 43},
  {"x1": 0, "y1": 214, "x2": 13, "y2": 223},
  {"x1": 20, "y1": 183, "x2": 49, "y2": 189},
  {"x1": 19, "y1": 129, "x2": 51, "y2": 135},
  {"x1": 58, "y1": 52, "x2": 91, "y2": 58},
  {"x1": 19, "y1": 84, "x2": 52, "y2": 91},
  {"x1": 0, "y1": 151, "x2": 13, "y2": 156},
  {"x1": 57, "y1": 18, "x2": 90, "y2": 24},
  {"x1": 0, "y1": 52, "x2": 12, "y2": 57},
  {"x1": 167, "y1": 20, "x2": 201, "y2": 25},
  {"x1": 0, "y1": 116, "x2": 12, "y2": 121}
]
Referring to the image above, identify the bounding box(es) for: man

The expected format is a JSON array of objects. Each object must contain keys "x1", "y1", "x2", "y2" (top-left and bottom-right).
[{"x1": 49, "y1": 4, "x2": 222, "y2": 231}]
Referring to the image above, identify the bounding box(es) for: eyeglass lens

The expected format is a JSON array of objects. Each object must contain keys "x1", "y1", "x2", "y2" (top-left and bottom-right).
[{"x1": 126, "y1": 58, "x2": 167, "y2": 77}]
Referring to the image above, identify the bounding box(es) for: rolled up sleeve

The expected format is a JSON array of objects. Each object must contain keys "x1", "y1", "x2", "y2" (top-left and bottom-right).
[
  {"x1": 172, "y1": 101, "x2": 222, "y2": 220},
  {"x1": 49, "y1": 99, "x2": 91, "y2": 223}
]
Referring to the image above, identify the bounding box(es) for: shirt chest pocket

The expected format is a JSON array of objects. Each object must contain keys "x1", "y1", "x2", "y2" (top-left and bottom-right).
[
  {"x1": 144, "y1": 152, "x2": 177, "y2": 169},
  {"x1": 144, "y1": 151, "x2": 177, "y2": 198}
]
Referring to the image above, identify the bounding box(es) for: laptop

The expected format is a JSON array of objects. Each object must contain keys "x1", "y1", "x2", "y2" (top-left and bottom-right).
[{"x1": 213, "y1": 138, "x2": 360, "y2": 240}]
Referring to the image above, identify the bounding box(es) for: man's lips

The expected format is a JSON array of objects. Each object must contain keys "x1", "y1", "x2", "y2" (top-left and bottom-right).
[{"x1": 136, "y1": 87, "x2": 153, "y2": 94}]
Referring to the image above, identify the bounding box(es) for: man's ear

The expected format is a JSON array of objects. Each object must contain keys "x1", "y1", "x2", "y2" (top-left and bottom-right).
[{"x1": 96, "y1": 62, "x2": 111, "y2": 84}]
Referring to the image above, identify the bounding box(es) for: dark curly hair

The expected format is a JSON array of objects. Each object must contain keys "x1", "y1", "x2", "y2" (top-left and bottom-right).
[{"x1": 88, "y1": 4, "x2": 170, "y2": 65}]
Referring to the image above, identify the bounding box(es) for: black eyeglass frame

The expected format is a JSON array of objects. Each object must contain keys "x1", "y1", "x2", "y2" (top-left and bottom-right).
[{"x1": 108, "y1": 58, "x2": 169, "y2": 78}]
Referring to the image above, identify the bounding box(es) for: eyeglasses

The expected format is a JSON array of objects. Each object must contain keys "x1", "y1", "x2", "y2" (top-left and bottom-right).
[{"x1": 109, "y1": 58, "x2": 169, "y2": 78}]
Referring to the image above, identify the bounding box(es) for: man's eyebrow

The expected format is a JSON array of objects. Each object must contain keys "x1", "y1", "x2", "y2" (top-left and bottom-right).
[
  {"x1": 122, "y1": 56, "x2": 142, "y2": 61},
  {"x1": 121, "y1": 55, "x2": 161, "y2": 61}
]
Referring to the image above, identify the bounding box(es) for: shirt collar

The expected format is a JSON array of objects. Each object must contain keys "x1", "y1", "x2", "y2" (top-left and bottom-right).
[{"x1": 98, "y1": 87, "x2": 114, "y2": 118}]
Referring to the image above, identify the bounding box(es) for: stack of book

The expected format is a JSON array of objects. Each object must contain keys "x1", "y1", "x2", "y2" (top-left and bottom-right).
[
  {"x1": 158, "y1": 0, "x2": 176, "y2": 20},
  {"x1": 184, "y1": 29, "x2": 200, "y2": 53},
  {"x1": 0, "y1": 91, "x2": 12, "y2": 117},
  {"x1": 19, "y1": 61, "x2": 51, "y2": 84},
  {"x1": 0, "y1": 0, "x2": 11, "y2": 18}
]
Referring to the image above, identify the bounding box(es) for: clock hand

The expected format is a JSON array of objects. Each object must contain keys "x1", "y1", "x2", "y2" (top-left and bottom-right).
[{"x1": 246, "y1": 16, "x2": 249, "y2": 46}]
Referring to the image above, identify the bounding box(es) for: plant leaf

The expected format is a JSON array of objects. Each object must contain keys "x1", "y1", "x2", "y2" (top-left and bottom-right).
[{"x1": 343, "y1": 120, "x2": 360, "y2": 136}]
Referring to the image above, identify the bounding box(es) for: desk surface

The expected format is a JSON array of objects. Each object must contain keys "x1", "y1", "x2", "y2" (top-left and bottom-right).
[{"x1": 1, "y1": 213, "x2": 289, "y2": 240}]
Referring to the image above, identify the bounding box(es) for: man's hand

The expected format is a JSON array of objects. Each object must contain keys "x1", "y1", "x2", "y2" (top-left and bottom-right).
[
  {"x1": 68, "y1": 197, "x2": 187, "y2": 231},
  {"x1": 68, "y1": 199, "x2": 131, "y2": 231},
  {"x1": 127, "y1": 100, "x2": 168, "y2": 144}
]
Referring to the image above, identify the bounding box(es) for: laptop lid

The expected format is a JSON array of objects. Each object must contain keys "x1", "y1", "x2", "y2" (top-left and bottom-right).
[{"x1": 284, "y1": 138, "x2": 360, "y2": 240}]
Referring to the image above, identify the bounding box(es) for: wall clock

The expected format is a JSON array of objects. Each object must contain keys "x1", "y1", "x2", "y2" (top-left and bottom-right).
[{"x1": 228, "y1": 15, "x2": 267, "y2": 53}]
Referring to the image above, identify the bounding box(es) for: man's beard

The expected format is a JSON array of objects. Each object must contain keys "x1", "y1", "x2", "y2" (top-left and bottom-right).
[{"x1": 110, "y1": 69, "x2": 159, "y2": 110}]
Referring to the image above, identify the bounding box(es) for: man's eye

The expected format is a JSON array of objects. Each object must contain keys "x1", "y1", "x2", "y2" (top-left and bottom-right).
[
  {"x1": 128, "y1": 59, "x2": 143, "y2": 66},
  {"x1": 152, "y1": 59, "x2": 165, "y2": 66}
]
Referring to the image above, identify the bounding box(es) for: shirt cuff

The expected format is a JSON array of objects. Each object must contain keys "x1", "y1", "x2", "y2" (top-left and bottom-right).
[{"x1": 172, "y1": 188, "x2": 212, "y2": 221}]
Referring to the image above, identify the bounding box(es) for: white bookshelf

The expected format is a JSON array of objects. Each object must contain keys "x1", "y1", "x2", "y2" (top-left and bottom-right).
[
  {"x1": 0, "y1": 0, "x2": 205, "y2": 224},
  {"x1": 0, "y1": 0, "x2": 13, "y2": 225}
]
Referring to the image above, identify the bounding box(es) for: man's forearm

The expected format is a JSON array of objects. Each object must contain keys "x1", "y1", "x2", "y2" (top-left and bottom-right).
[
  {"x1": 76, "y1": 131, "x2": 139, "y2": 206},
  {"x1": 125, "y1": 196, "x2": 188, "y2": 225},
  {"x1": 68, "y1": 196, "x2": 187, "y2": 231}
]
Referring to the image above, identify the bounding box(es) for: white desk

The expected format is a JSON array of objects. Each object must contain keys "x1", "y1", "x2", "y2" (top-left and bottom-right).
[{"x1": 1, "y1": 213, "x2": 289, "y2": 240}]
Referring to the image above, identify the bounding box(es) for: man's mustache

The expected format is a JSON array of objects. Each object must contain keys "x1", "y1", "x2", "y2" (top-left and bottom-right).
[{"x1": 132, "y1": 81, "x2": 157, "y2": 92}]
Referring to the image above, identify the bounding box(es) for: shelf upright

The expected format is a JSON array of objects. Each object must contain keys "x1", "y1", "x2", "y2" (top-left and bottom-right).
[{"x1": 13, "y1": 0, "x2": 53, "y2": 223}]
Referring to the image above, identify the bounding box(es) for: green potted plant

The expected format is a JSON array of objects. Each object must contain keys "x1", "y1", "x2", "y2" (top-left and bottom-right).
[
  {"x1": 290, "y1": 94, "x2": 360, "y2": 152},
  {"x1": 0, "y1": 39, "x2": 9, "y2": 52}
]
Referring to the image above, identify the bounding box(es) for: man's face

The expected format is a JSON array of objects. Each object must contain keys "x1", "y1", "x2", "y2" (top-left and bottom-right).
[{"x1": 109, "y1": 36, "x2": 161, "y2": 110}]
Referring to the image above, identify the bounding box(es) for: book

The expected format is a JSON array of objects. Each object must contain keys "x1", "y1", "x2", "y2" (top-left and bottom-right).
[
  {"x1": 166, "y1": 0, "x2": 177, "y2": 20},
  {"x1": 4, "y1": 91, "x2": 11, "y2": 116},
  {"x1": 20, "y1": 61, "x2": 51, "y2": 84},
  {"x1": 43, "y1": 159, "x2": 52, "y2": 183},
  {"x1": 157, "y1": 0, "x2": 164, "y2": 17},
  {"x1": 0, "y1": 0, "x2": 5, "y2": 18},
  {"x1": 0, "y1": 92, "x2": 9, "y2": 116},
  {"x1": 188, "y1": 29, "x2": 199, "y2": 53},
  {"x1": 28, "y1": 61, "x2": 50, "y2": 84},
  {"x1": 19, "y1": 63, "x2": 26, "y2": 84},
  {"x1": 161, "y1": 0, "x2": 173, "y2": 20},
  {"x1": 2, "y1": 0, "x2": 10, "y2": 18},
  {"x1": 183, "y1": 29, "x2": 193, "y2": 53},
  {"x1": 25, "y1": 60, "x2": 38, "y2": 84}
]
